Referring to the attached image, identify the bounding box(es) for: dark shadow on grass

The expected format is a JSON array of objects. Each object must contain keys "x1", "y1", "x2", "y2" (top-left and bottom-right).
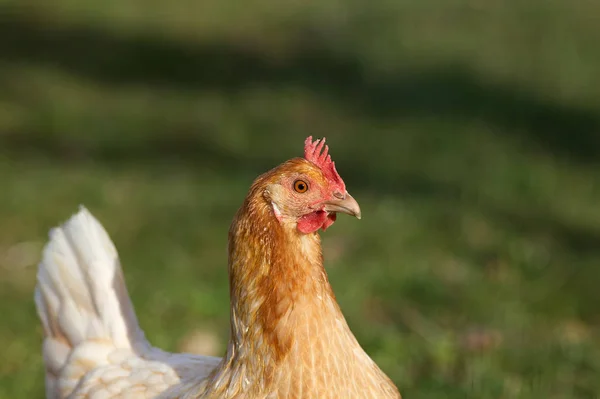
[{"x1": 0, "y1": 11, "x2": 599, "y2": 163}]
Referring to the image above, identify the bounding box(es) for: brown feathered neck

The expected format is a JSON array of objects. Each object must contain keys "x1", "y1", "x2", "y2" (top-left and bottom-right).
[
  {"x1": 201, "y1": 169, "x2": 333, "y2": 391},
  {"x1": 229, "y1": 170, "x2": 336, "y2": 351},
  {"x1": 199, "y1": 168, "x2": 401, "y2": 398}
]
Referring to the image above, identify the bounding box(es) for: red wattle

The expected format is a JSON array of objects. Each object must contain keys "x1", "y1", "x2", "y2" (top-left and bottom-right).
[{"x1": 297, "y1": 211, "x2": 335, "y2": 234}]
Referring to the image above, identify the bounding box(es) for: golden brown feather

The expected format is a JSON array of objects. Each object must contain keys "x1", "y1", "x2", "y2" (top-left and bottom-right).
[{"x1": 195, "y1": 157, "x2": 401, "y2": 398}]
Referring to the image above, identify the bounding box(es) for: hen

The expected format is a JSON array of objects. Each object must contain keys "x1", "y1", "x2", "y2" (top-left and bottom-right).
[{"x1": 35, "y1": 137, "x2": 401, "y2": 398}]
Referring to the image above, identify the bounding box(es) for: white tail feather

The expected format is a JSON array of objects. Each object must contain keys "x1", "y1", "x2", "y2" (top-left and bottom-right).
[{"x1": 35, "y1": 206, "x2": 148, "y2": 397}]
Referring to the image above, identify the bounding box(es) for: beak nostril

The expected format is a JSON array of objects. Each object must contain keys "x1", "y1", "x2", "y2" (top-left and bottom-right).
[{"x1": 333, "y1": 191, "x2": 345, "y2": 199}]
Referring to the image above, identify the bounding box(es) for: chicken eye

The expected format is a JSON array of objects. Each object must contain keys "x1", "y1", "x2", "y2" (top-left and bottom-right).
[{"x1": 293, "y1": 180, "x2": 309, "y2": 193}]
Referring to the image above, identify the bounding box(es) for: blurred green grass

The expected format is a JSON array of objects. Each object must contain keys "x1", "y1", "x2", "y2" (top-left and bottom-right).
[{"x1": 1, "y1": 1, "x2": 600, "y2": 398}]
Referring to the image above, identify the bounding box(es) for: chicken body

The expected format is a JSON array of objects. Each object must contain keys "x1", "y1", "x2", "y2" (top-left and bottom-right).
[{"x1": 35, "y1": 139, "x2": 401, "y2": 398}]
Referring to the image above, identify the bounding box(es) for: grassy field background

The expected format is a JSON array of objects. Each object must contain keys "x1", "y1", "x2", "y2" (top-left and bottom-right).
[{"x1": 1, "y1": 1, "x2": 600, "y2": 398}]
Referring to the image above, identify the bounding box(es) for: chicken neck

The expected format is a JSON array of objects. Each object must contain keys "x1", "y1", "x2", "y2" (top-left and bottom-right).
[{"x1": 199, "y1": 194, "x2": 379, "y2": 397}]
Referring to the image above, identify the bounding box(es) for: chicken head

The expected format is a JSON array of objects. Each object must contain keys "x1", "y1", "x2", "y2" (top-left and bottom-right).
[{"x1": 262, "y1": 136, "x2": 361, "y2": 234}]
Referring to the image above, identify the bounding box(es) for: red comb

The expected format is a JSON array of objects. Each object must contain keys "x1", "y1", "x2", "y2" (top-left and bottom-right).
[{"x1": 303, "y1": 136, "x2": 346, "y2": 192}]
